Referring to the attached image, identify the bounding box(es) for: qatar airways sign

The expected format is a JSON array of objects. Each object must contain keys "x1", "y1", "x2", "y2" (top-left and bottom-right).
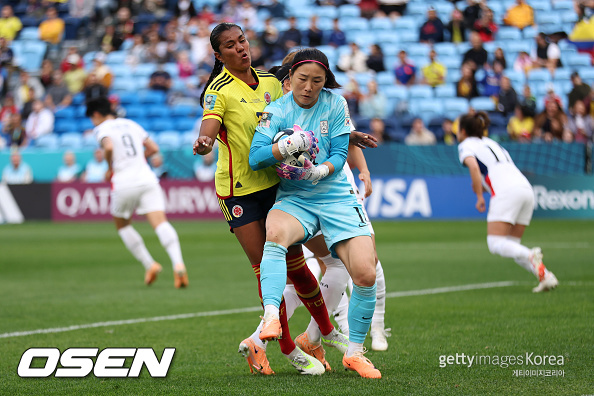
[{"x1": 51, "y1": 181, "x2": 223, "y2": 221}]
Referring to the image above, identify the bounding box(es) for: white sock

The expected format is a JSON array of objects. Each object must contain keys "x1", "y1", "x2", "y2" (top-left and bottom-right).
[
  {"x1": 346, "y1": 342, "x2": 364, "y2": 357},
  {"x1": 371, "y1": 260, "x2": 386, "y2": 328},
  {"x1": 264, "y1": 304, "x2": 279, "y2": 319},
  {"x1": 507, "y1": 236, "x2": 539, "y2": 276},
  {"x1": 333, "y1": 292, "x2": 350, "y2": 336},
  {"x1": 305, "y1": 317, "x2": 322, "y2": 343},
  {"x1": 155, "y1": 222, "x2": 184, "y2": 270},
  {"x1": 487, "y1": 235, "x2": 534, "y2": 275},
  {"x1": 284, "y1": 347, "x2": 300, "y2": 359},
  {"x1": 318, "y1": 254, "x2": 350, "y2": 313},
  {"x1": 250, "y1": 321, "x2": 266, "y2": 350},
  {"x1": 118, "y1": 225, "x2": 154, "y2": 270},
  {"x1": 283, "y1": 284, "x2": 301, "y2": 320},
  {"x1": 306, "y1": 256, "x2": 322, "y2": 280}
]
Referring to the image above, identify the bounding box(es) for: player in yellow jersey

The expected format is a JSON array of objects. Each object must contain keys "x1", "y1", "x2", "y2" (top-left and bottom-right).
[{"x1": 192, "y1": 23, "x2": 344, "y2": 376}]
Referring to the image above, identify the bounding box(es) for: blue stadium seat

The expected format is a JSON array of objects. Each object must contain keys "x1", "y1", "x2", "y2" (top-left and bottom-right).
[
  {"x1": 340, "y1": 17, "x2": 369, "y2": 31},
  {"x1": 338, "y1": 4, "x2": 360, "y2": 18},
  {"x1": 383, "y1": 85, "x2": 408, "y2": 102},
  {"x1": 34, "y1": 134, "x2": 59, "y2": 150},
  {"x1": 147, "y1": 105, "x2": 171, "y2": 118},
  {"x1": 54, "y1": 107, "x2": 76, "y2": 120},
  {"x1": 140, "y1": 90, "x2": 167, "y2": 104},
  {"x1": 497, "y1": 27, "x2": 522, "y2": 41},
  {"x1": 504, "y1": 69, "x2": 526, "y2": 86},
  {"x1": 118, "y1": 92, "x2": 140, "y2": 105},
  {"x1": 434, "y1": 2, "x2": 454, "y2": 15},
  {"x1": 20, "y1": 16, "x2": 41, "y2": 28},
  {"x1": 156, "y1": 131, "x2": 181, "y2": 149},
  {"x1": 445, "y1": 68, "x2": 462, "y2": 84},
  {"x1": 443, "y1": 98, "x2": 469, "y2": 116},
  {"x1": 111, "y1": 79, "x2": 136, "y2": 92},
  {"x1": 181, "y1": 131, "x2": 198, "y2": 147},
  {"x1": 470, "y1": 97, "x2": 496, "y2": 112},
  {"x1": 79, "y1": 119, "x2": 94, "y2": 131},
  {"x1": 505, "y1": 40, "x2": 532, "y2": 54},
  {"x1": 406, "y1": 2, "x2": 427, "y2": 17},
  {"x1": 135, "y1": 119, "x2": 152, "y2": 131},
  {"x1": 407, "y1": 44, "x2": 431, "y2": 58},
  {"x1": 522, "y1": 26, "x2": 538, "y2": 39},
  {"x1": 132, "y1": 63, "x2": 157, "y2": 78},
  {"x1": 354, "y1": 73, "x2": 373, "y2": 88},
  {"x1": 566, "y1": 53, "x2": 592, "y2": 68},
  {"x1": 394, "y1": 17, "x2": 418, "y2": 31},
  {"x1": 527, "y1": 69, "x2": 552, "y2": 84},
  {"x1": 536, "y1": 12, "x2": 561, "y2": 25},
  {"x1": 82, "y1": 51, "x2": 97, "y2": 65},
  {"x1": 434, "y1": 42, "x2": 458, "y2": 57},
  {"x1": 71, "y1": 94, "x2": 85, "y2": 106},
  {"x1": 171, "y1": 104, "x2": 198, "y2": 118},
  {"x1": 59, "y1": 133, "x2": 83, "y2": 149},
  {"x1": 408, "y1": 85, "x2": 433, "y2": 99},
  {"x1": 348, "y1": 31, "x2": 377, "y2": 47},
  {"x1": 409, "y1": 99, "x2": 444, "y2": 121},
  {"x1": 396, "y1": 30, "x2": 418, "y2": 43},
  {"x1": 553, "y1": 68, "x2": 572, "y2": 82},
  {"x1": 82, "y1": 134, "x2": 99, "y2": 148},
  {"x1": 125, "y1": 105, "x2": 147, "y2": 118},
  {"x1": 375, "y1": 30, "x2": 400, "y2": 44},
  {"x1": 19, "y1": 27, "x2": 39, "y2": 40},
  {"x1": 561, "y1": 10, "x2": 579, "y2": 23},
  {"x1": 151, "y1": 119, "x2": 175, "y2": 132},
  {"x1": 175, "y1": 118, "x2": 196, "y2": 132},
  {"x1": 577, "y1": 67, "x2": 594, "y2": 82},
  {"x1": 317, "y1": 6, "x2": 338, "y2": 19},
  {"x1": 376, "y1": 71, "x2": 395, "y2": 86},
  {"x1": 553, "y1": 0, "x2": 575, "y2": 10},
  {"x1": 370, "y1": 18, "x2": 393, "y2": 30},
  {"x1": 441, "y1": 56, "x2": 462, "y2": 69},
  {"x1": 163, "y1": 62, "x2": 179, "y2": 79},
  {"x1": 54, "y1": 119, "x2": 80, "y2": 134},
  {"x1": 110, "y1": 64, "x2": 132, "y2": 78},
  {"x1": 434, "y1": 84, "x2": 456, "y2": 98}
]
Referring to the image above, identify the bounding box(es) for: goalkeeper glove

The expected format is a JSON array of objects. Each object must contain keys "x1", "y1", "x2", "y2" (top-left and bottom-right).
[{"x1": 277, "y1": 128, "x2": 318, "y2": 159}]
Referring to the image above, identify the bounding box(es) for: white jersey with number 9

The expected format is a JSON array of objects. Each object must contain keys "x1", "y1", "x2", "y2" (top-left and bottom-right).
[{"x1": 95, "y1": 118, "x2": 159, "y2": 190}]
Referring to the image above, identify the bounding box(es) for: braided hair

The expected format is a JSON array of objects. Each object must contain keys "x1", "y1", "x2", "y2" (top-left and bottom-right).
[{"x1": 199, "y1": 23, "x2": 243, "y2": 108}]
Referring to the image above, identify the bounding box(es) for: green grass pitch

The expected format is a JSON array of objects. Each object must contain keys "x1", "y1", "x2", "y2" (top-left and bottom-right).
[{"x1": 0, "y1": 219, "x2": 592, "y2": 395}]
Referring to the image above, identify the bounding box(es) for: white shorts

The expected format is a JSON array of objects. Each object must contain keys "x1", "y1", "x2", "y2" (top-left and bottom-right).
[
  {"x1": 487, "y1": 186, "x2": 534, "y2": 226},
  {"x1": 354, "y1": 188, "x2": 374, "y2": 235},
  {"x1": 110, "y1": 183, "x2": 166, "y2": 219}
]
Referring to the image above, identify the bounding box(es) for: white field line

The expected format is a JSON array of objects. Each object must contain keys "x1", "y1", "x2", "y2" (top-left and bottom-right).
[{"x1": 0, "y1": 280, "x2": 588, "y2": 339}]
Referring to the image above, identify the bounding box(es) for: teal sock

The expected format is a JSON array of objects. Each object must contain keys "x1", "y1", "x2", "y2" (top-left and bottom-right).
[
  {"x1": 348, "y1": 283, "x2": 377, "y2": 344},
  {"x1": 260, "y1": 242, "x2": 288, "y2": 309}
]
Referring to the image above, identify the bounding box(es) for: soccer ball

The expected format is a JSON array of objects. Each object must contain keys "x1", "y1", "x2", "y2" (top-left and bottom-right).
[{"x1": 272, "y1": 127, "x2": 313, "y2": 168}]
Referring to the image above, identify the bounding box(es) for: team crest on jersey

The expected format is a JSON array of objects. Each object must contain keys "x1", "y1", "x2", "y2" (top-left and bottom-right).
[
  {"x1": 204, "y1": 94, "x2": 217, "y2": 110},
  {"x1": 320, "y1": 120, "x2": 329, "y2": 136},
  {"x1": 258, "y1": 112, "x2": 272, "y2": 128},
  {"x1": 232, "y1": 205, "x2": 244, "y2": 218},
  {"x1": 264, "y1": 92, "x2": 272, "y2": 104}
]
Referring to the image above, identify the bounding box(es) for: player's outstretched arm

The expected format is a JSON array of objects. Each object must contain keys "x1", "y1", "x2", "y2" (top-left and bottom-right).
[
  {"x1": 193, "y1": 118, "x2": 221, "y2": 155},
  {"x1": 144, "y1": 138, "x2": 159, "y2": 158},
  {"x1": 347, "y1": 145, "x2": 372, "y2": 198},
  {"x1": 349, "y1": 131, "x2": 378, "y2": 149}
]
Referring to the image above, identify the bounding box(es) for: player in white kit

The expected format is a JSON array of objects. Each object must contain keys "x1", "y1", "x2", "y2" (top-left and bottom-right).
[
  {"x1": 457, "y1": 111, "x2": 558, "y2": 293},
  {"x1": 86, "y1": 97, "x2": 189, "y2": 288}
]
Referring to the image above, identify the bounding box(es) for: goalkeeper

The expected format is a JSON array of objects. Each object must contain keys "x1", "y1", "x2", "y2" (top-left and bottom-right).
[{"x1": 249, "y1": 48, "x2": 381, "y2": 379}]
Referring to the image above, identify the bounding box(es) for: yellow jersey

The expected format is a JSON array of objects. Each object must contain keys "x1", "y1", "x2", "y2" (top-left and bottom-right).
[{"x1": 202, "y1": 67, "x2": 283, "y2": 199}]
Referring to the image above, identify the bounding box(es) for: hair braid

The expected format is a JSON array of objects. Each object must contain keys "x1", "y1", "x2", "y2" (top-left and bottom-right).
[{"x1": 200, "y1": 59, "x2": 224, "y2": 108}]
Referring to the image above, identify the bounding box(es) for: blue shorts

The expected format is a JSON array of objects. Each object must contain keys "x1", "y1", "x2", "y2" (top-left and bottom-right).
[{"x1": 272, "y1": 195, "x2": 371, "y2": 258}]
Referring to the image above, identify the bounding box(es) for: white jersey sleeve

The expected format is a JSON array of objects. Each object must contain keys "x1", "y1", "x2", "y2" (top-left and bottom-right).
[{"x1": 95, "y1": 118, "x2": 159, "y2": 190}]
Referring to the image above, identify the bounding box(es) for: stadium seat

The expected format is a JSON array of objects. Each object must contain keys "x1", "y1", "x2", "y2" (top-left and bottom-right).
[
  {"x1": 316, "y1": 6, "x2": 338, "y2": 19},
  {"x1": 156, "y1": 131, "x2": 181, "y2": 149},
  {"x1": 441, "y1": 56, "x2": 462, "y2": 69},
  {"x1": 505, "y1": 40, "x2": 532, "y2": 54},
  {"x1": 54, "y1": 120, "x2": 80, "y2": 134},
  {"x1": 82, "y1": 133, "x2": 99, "y2": 148},
  {"x1": 536, "y1": 12, "x2": 561, "y2": 25},
  {"x1": 146, "y1": 105, "x2": 171, "y2": 118},
  {"x1": 396, "y1": 30, "x2": 418, "y2": 43},
  {"x1": 181, "y1": 131, "x2": 198, "y2": 147},
  {"x1": 376, "y1": 71, "x2": 395, "y2": 86},
  {"x1": 408, "y1": 85, "x2": 433, "y2": 99},
  {"x1": 140, "y1": 90, "x2": 167, "y2": 104},
  {"x1": 118, "y1": 92, "x2": 140, "y2": 105},
  {"x1": 383, "y1": 85, "x2": 408, "y2": 102},
  {"x1": 434, "y1": 42, "x2": 458, "y2": 57},
  {"x1": 19, "y1": 27, "x2": 39, "y2": 40},
  {"x1": 175, "y1": 118, "x2": 196, "y2": 132},
  {"x1": 561, "y1": 10, "x2": 579, "y2": 23},
  {"x1": 150, "y1": 118, "x2": 174, "y2": 132},
  {"x1": 59, "y1": 133, "x2": 83, "y2": 149},
  {"x1": 497, "y1": 27, "x2": 522, "y2": 41},
  {"x1": 171, "y1": 104, "x2": 197, "y2": 118},
  {"x1": 375, "y1": 30, "x2": 400, "y2": 45},
  {"x1": 369, "y1": 18, "x2": 393, "y2": 31},
  {"x1": 338, "y1": 4, "x2": 360, "y2": 18},
  {"x1": 79, "y1": 119, "x2": 94, "y2": 131},
  {"x1": 71, "y1": 94, "x2": 85, "y2": 106},
  {"x1": 578, "y1": 67, "x2": 594, "y2": 82},
  {"x1": 443, "y1": 98, "x2": 470, "y2": 117},
  {"x1": 34, "y1": 134, "x2": 59, "y2": 150},
  {"x1": 54, "y1": 107, "x2": 76, "y2": 120},
  {"x1": 470, "y1": 97, "x2": 496, "y2": 112},
  {"x1": 435, "y1": 84, "x2": 456, "y2": 98},
  {"x1": 553, "y1": 68, "x2": 573, "y2": 82},
  {"x1": 410, "y1": 99, "x2": 444, "y2": 122},
  {"x1": 522, "y1": 26, "x2": 538, "y2": 39},
  {"x1": 445, "y1": 68, "x2": 462, "y2": 84},
  {"x1": 132, "y1": 63, "x2": 157, "y2": 78},
  {"x1": 111, "y1": 79, "x2": 136, "y2": 92},
  {"x1": 566, "y1": 53, "x2": 592, "y2": 68},
  {"x1": 340, "y1": 17, "x2": 369, "y2": 31},
  {"x1": 407, "y1": 44, "x2": 431, "y2": 58},
  {"x1": 527, "y1": 69, "x2": 552, "y2": 84},
  {"x1": 406, "y1": 2, "x2": 427, "y2": 17},
  {"x1": 394, "y1": 17, "x2": 418, "y2": 31},
  {"x1": 125, "y1": 105, "x2": 147, "y2": 119}
]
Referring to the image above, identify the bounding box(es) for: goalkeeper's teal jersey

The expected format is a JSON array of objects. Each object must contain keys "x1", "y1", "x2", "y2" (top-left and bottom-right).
[{"x1": 254, "y1": 89, "x2": 353, "y2": 203}]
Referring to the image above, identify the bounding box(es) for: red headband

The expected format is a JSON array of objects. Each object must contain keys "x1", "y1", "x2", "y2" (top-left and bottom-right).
[{"x1": 292, "y1": 60, "x2": 328, "y2": 70}]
